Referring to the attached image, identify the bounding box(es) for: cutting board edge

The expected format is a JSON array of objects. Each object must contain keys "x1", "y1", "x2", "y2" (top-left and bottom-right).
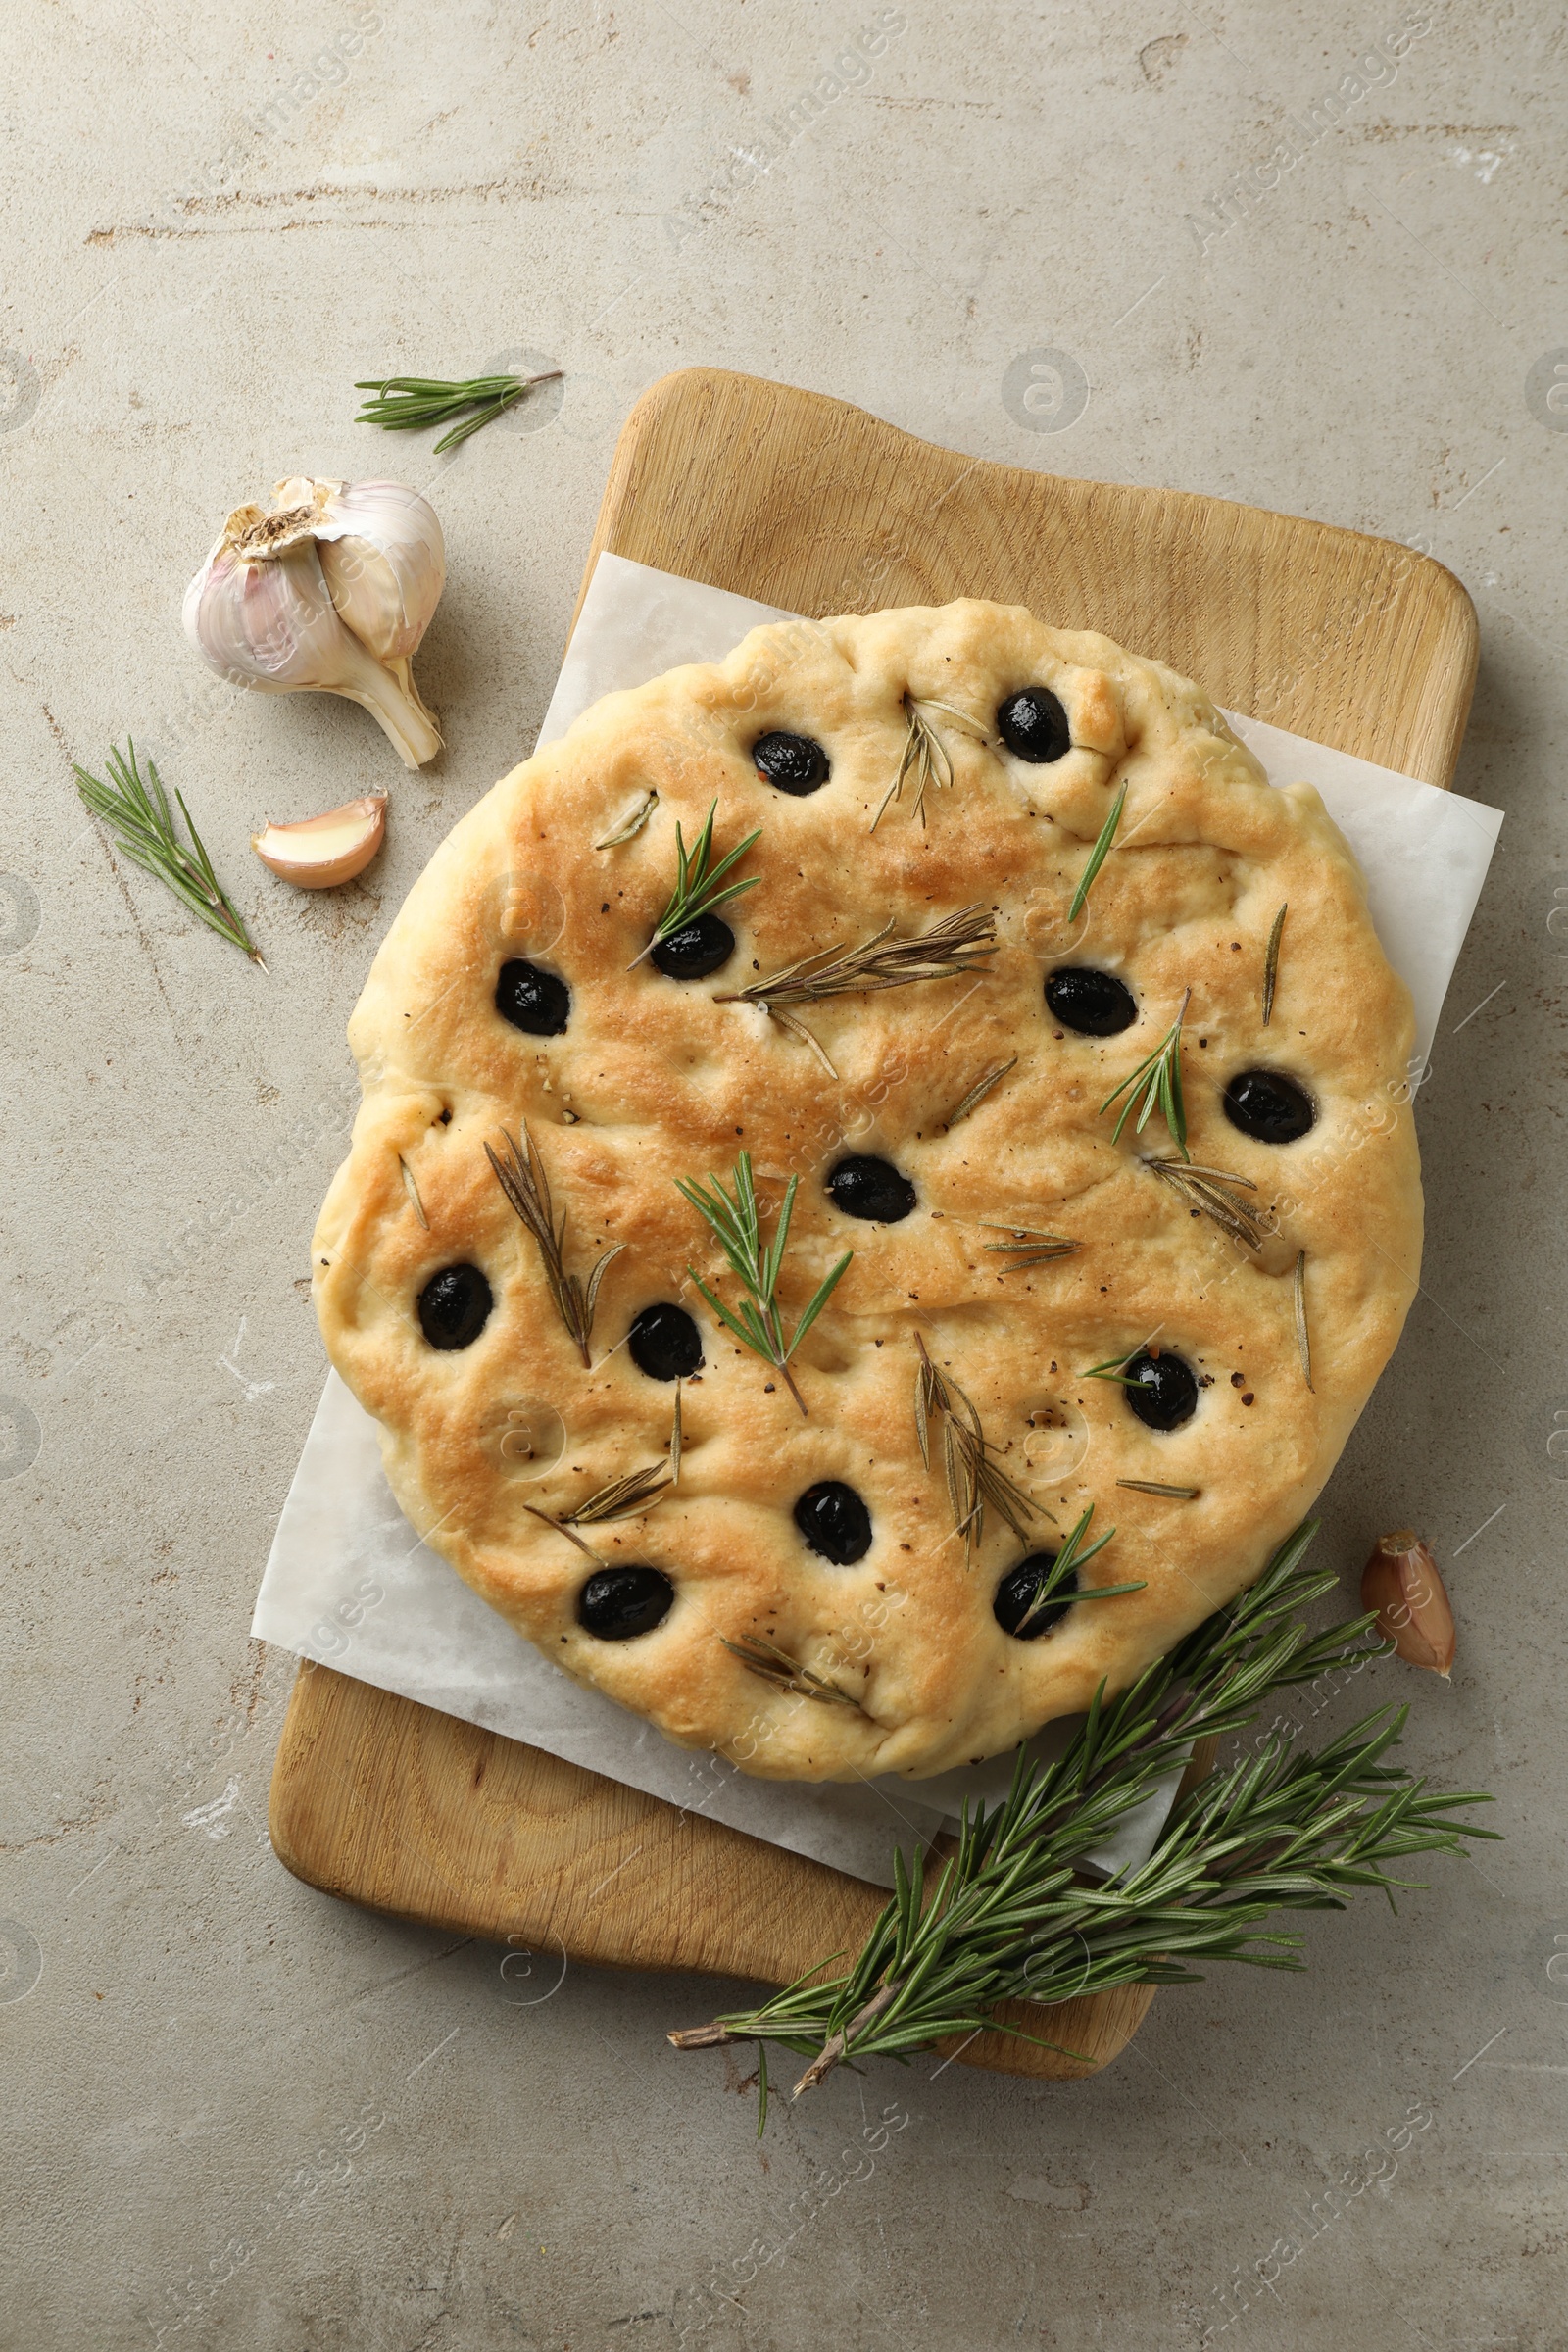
[{"x1": 573, "y1": 365, "x2": 1478, "y2": 790}]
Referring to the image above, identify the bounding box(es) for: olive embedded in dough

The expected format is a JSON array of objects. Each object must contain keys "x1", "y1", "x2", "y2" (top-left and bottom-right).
[
  {"x1": 994, "y1": 1552, "x2": 1074, "y2": 1639},
  {"x1": 495, "y1": 958, "x2": 570, "y2": 1036},
  {"x1": 997, "y1": 686, "x2": 1071, "y2": 763},
  {"x1": 1122, "y1": 1349, "x2": 1200, "y2": 1431},
  {"x1": 416, "y1": 1263, "x2": 494, "y2": 1350},
  {"x1": 651, "y1": 912, "x2": 735, "y2": 980},
  {"x1": 1223, "y1": 1067, "x2": 1316, "y2": 1144},
  {"x1": 627, "y1": 1302, "x2": 704, "y2": 1381},
  {"x1": 794, "y1": 1480, "x2": 873, "y2": 1564},
  {"x1": 826, "y1": 1154, "x2": 916, "y2": 1222},
  {"x1": 1045, "y1": 966, "x2": 1138, "y2": 1036},
  {"x1": 575, "y1": 1565, "x2": 675, "y2": 1640},
  {"x1": 752, "y1": 730, "x2": 831, "y2": 796}
]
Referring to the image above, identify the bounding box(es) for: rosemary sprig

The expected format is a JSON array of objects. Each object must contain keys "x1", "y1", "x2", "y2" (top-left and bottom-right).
[
  {"x1": 1263, "y1": 903, "x2": 1288, "y2": 1025},
  {"x1": 1012, "y1": 1504, "x2": 1146, "y2": 1636},
  {"x1": 721, "y1": 1633, "x2": 863, "y2": 1711},
  {"x1": 485, "y1": 1124, "x2": 625, "y2": 1366},
  {"x1": 74, "y1": 740, "x2": 263, "y2": 966},
  {"x1": 914, "y1": 1335, "x2": 1037, "y2": 1557},
  {"x1": 630, "y1": 799, "x2": 760, "y2": 969},
  {"x1": 1101, "y1": 989, "x2": 1190, "y2": 1159},
  {"x1": 670, "y1": 1521, "x2": 1497, "y2": 2105},
  {"x1": 979, "y1": 1221, "x2": 1080, "y2": 1270},
  {"x1": 594, "y1": 788, "x2": 658, "y2": 851},
  {"x1": 716, "y1": 906, "x2": 996, "y2": 1075},
  {"x1": 522, "y1": 1463, "x2": 669, "y2": 1563},
  {"x1": 1143, "y1": 1155, "x2": 1266, "y2": 1250},
  {"x1": 675, "y1": 1152, "x2": 852, "y2": 1417},
  {"x1": 872, "y1": 696, "x2": 956, "y2": 830},
  {"x1": 1066, "y1": 782, "x2": 1128, "y2": 923},
  {"x1": 1295, "y1": 1250, "x2": 1313, "y2": 1391},
  {"x1": 942, "y1": 1056, "x2": 1017, "y2": 1131},
  {"x1": 562, "y1": 1461, "x2": 671, "y2": 1525},
  {"x1": 354, "y1": 368, "x2": 563, "y2": 454}
]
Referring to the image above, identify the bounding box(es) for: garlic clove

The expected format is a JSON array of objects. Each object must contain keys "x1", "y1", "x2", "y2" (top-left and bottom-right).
[
  {"x1": 252, "y1": 790, "x2": 387, "y2": 889},
  {"x1": 182, "y1": 477, "x2": 445, "y2": 769},
  {"x1": 312, "y1": 480, "x2": 446, "y2": 666},
  {"x1": 1360, "y1": 1530, "x2": 1456, "y2": 1677}
]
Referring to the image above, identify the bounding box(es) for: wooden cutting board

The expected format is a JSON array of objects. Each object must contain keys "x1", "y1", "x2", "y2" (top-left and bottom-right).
[{"x1": 269, "y1": 368, "x2": 1478, "y2": 2081}]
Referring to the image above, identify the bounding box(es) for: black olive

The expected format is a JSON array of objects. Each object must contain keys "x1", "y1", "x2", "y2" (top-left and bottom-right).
[
  {"x1": 826, "y1": 1154, "x2": 916, "y2": 1222},
  {"x1": 628, "y1": 1303, "x2": 704, "y2": 1382},
  {"x1": 576, "y1": 1565, "x2": 674, "y2": 1641},
  {"x1": 650, "y1": 912, "x2": 735, "y2": 980},
  {"x1": 1045, "y1": 966, "x2": 1137, "y2": 1036},
  {"x1": 417, "y1": 1263, "x2": 493, "y2": 1351},
  {"x1": 1122, "y1": 1349, "x2": 1199, "y2": 1431},
  {"x1": 994, "y1": 1552, "x2": 1075, "y2": 1640},
  {"x1": 1223, "y1": 1068, "x2": 1316, "y2": 1144},
  {"x1": 794, "y1": 1481, "x2": 872, "y2": 1565},
  {"x1": 997, "y1": 686, "x2": 1071, "y2": 763},
  {"x1": 753, "y1": 730, "x2": 830, "y2": 796},
  {"x1": 496, "y1": 958, "x2": 570, "y2": 1036}
]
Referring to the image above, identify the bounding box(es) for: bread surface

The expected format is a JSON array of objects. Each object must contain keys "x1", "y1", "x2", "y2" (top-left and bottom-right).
[{"x1": 313, "y1": 601, "x2": 1421, "y2": 1780}]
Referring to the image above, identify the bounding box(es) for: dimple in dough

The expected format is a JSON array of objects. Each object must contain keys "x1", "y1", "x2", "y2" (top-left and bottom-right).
[{"x1": 313, "y1": 600, "x2": 1421, "y2": 1782}]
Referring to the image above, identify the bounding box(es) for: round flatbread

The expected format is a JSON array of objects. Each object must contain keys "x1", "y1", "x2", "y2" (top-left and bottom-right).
[{"x1": 313, "y1": 600, "x2": 1420, "y2": 1781}]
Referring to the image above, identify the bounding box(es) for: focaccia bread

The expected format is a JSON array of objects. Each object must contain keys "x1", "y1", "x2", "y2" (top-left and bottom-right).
[{"x1": 312, "y1": 600, "x2": 1421, "y2": 1781}]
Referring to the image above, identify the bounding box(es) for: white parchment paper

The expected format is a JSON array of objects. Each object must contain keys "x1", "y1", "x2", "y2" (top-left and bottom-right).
[{"x1": 253, "y1": 554, "x2": 1502, "y2": 1891}]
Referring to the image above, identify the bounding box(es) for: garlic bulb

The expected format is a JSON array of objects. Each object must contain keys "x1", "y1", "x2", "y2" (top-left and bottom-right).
[{"x1": 183, "y1": 476, "x2": 445, "y2": 768}]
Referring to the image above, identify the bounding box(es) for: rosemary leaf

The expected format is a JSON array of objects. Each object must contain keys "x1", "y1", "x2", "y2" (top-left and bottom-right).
[
  {"x1": 943, "y1": 1057, "x2": 1017, "y2": 1130},
  {"x1": 914, "y1": 1335, "x2": 1036, "y2": 1556},
  {"x1": 979, "y1": 1221, "x2": 1080, "y2": 1269},
  {"x1": 716, "y1": 906, "x2": 995, "y2": 1046},
  {"x1": 1067, "y1": 782, "x2": 1127, "y2": 923},
  {"x1": 1263, "y1": 903, "x2": 1288, "y2": 1025},
  {"x1": 1101, "y1": 989, "x2": 1190, "y2": 1159},
  {"x1": 1295, "y1": 1250, "x2": 1313, "y2": 1392},
  {"x1": 522, "y1": 1505, "x2": 604, "y2": 1563},
  {"x1": 670, "y1": 1383, "x2": 683, "y2": 1486},
  {"x1": 562, "y1": 1461, "x2": 671, "y2": 1525},
  {"x1": 871, "y1": 696, "x2": 956, "y2": 831},
  {"x1": 676, "y1": 1152, "x2": 852, "y2": 1416},
  {"x1": 398, "y1": 1155, "x2": 428, "y2": 1229},
  {"x1": 669, "y1": 1521, "x2": 1498, "y2": 2109},
  {"x1": 354, "y1": 368, "x2": 563, "y2": 453},
  {"x1": 630, "y1": 799, "x2": 760, "y2": 968},
  {"x1": 721, "y1": 1633, "x2": 863, "y2": 1710},
  {"x1": 1143, "y1": 1155, "x2": 1267, "y2": 1250},
  {"x1": 485, "y1": 1124, "x2": 625, "y2": 1366},
  {"x1": 1116, "y1": 1478, "x2": 1201, "y2": 1499},
  {"x1": 1012, "y1": 1504, "x2": 1144, "y2": 1637},
  {"x1": 595, "y1": 788, "x2": 659, "y2": 850},
  {"x1": 74, "y1": 740, "x2": 264, "y2": 967}
]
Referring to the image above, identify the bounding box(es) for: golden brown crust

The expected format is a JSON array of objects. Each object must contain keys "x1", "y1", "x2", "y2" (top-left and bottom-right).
[{"x1": 312, "y1": 600, "x2": 1421, "y2": 1781}]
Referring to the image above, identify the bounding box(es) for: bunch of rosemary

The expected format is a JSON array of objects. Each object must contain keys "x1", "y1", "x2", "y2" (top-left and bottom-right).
[{"x1": 670, "y1": 1523, "x2": 1495, "y2": 2114}]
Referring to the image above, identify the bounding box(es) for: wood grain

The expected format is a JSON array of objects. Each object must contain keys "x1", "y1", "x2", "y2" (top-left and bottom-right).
[
  {"x1": 270, "y1": 1664, "x2": 1153, "y2": 2081},
  {"x1": 269, "y1": 366, "x2": 1478, "y2": 2082},
  {"x1": 573, "y1": 368, "x2": 1477, "y2": 787}
]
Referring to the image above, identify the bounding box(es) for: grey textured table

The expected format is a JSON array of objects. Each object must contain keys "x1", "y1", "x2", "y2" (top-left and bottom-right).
[{"x1": 2, "y1": 5, "x2": 1562, "y2": 2347}]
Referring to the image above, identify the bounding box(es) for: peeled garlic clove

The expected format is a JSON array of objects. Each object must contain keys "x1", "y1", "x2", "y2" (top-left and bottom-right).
[
  {"x1": 252, "y1": 790, "x2": 387, "y2": 889},
  {"x1": 1360, "y1": 1530, "x2": 1456, "y2": 1677},
  {"x1": 182, "y1": 479, "x2": 444, "y2": 770}
]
